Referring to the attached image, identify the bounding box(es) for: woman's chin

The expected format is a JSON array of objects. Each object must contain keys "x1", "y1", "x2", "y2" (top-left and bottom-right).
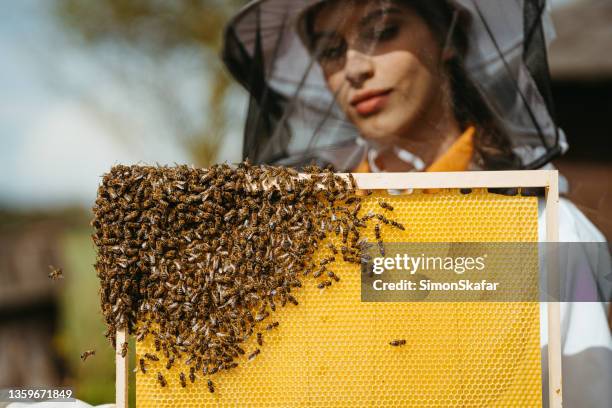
[
  {"x1": 359, "y1": 129, "x2": 398, "y2": 146},
  {"x1": 356, "y1": 117, "x2": 405, "y2": 144}
]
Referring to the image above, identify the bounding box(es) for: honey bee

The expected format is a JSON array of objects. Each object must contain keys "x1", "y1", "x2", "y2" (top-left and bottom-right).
[
  {"x1": 327, "y1": 270, "x2": 340, "y2": 282},
  {"x1": 389, "y1": 339, "x2": 406, "y2": 346},
  {"x1": 313, "y1": 266, "x2": 326, "y2": 278},
  {"x1": 179, "y1": 372, "x2": 187, "y2": 388},
  {"x1": 144, "y1": 353, "x2": 159, "y2": 361},
  {"x1": 124, "y1": 211, "x2": 139, "y2": 222},
  {"x1": 375, "y1": 214, "x2": 391, "y2": 225},
  {"x1": 120, "y1": 342, "x2": 128, "y2": 358},
  {"x1": 327, "y1": 243, "x2": 338, "y2": 254},
  {"x1": 317, "y1": 280, "x2": 332, "y2": 289},
  {"x1": 390, "y1": 220, "x2": 405, "y2": 231},
  {"x1": 348, "y1": 173, "x2": 357, "y2": 192},
  {"x1": 207, "y1": 379, "x2": 215, "y2": 393},
  {"x1": 157, "y1": 372, "x2": 167, "y2": 387},
  {"x1": 248, "y1": 349, "x2": 261, "y2": 361},
  {"x1": 165, "y1": 356, "x2": 175, "y2": 370},
  {"x1": 374, "y1": 224, "x2": 385, "y2": 256},
  {"x1": 189, "y1": 367, "x2": 196, "y2": 383},
  {"x1": 48, "y1": 265, "x2": 64, "y2": 280},
  {"x1": 257, "y1": 332, "x2": 263, "y2": 346},
  {"x1": 80, "y1": 349, "x2": 95, "y2": 362},
  {"x1": 265, "y1": 322, "x2": 279, "y2": 331},
  {"x1": 255, "y1": 311, "x2": 269, "y2": 322},
  {"x1": 374, "y1": 223, "x2": 381, "y2": 239},
  {"x1": 222, "y1": 362, "x2": 238, "y2": 370},
  {"x1": 378, "y1": 200, "x2": 394, "y2": 211},
  {"x1": 287, "y1": 294, "x2": 298, "y2": 306},
  {"x1": 320, "y1": 256, "x2": 335, "y2": 266}
]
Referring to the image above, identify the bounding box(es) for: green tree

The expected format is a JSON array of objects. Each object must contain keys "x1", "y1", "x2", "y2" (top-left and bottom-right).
[{"x1": 54, "y1": 0, "x2": 245, "y2": 166}]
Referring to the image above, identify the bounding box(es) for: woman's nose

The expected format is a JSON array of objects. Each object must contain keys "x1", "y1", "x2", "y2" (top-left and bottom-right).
[{"x1": 344, "y1": 49, "x2": 374, "y2": 88}]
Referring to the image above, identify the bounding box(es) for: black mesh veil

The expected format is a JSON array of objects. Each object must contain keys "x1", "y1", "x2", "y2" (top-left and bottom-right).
[{"x1": 222, "y1": 0, "x2": 568, "y2": 171}]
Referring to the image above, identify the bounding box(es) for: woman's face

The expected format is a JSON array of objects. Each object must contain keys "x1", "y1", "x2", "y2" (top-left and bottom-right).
[{"x1": 311, "y1": 1, "x2": 449, "y2": 143}]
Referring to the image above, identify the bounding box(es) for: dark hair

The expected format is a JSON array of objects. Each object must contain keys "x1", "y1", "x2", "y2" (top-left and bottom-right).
[{"x1": 302, "y1": 0, "x2": 521, "y2": 170}]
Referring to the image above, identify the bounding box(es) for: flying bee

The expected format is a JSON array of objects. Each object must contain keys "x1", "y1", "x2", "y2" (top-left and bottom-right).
[
  {"x1": 179, "y1": 372, "x2": 187, "y2": 388},
  {"x1": 389, "y1": 339, "x2": 406, "y2": 346},
  {"x1": 265, "y1": 322, "x2": 279, "y2": 331},
  {"x1": 80, "y1": 349, "x2": 95, "y2": 362},
  {"x1": 144, "y1": 353, "x2": 159, "y2": 361},
  {"x1": 157, "y1": 373, "x2": 167, "y2": 387},
  {"x1": 120, "y1": 342, "x2": 128, "y2": 358},
  {"x1": 248, "y1": 349, "x2": 261, "y2": 361},
  {"x1": 257, "y1": 332, "x2": 263, "y2": 346},
  {"x1": 207, "y1": 379, "x2": 215, "y2": 393},
  {"x1": 378, "y1": 200, "x2": 394, "y2": 211},
  {"x1": 48, "y1": 265, "x2": 64, "y2": 280}
]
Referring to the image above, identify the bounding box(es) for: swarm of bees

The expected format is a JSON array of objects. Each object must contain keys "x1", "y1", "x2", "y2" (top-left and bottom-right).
[{"x1": 92, "y1": 162, "x2": 405, "y2": 389}]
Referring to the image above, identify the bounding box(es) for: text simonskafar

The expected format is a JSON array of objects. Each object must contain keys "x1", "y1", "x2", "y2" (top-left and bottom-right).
[{"x1": 372, "y1": 279, "x2": 499, "y2": 291}]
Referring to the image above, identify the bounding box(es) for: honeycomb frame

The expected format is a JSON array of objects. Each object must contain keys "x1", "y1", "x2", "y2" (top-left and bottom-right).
[{"x1": 114, "y1": 170, "x2": 561, "y2": 408}]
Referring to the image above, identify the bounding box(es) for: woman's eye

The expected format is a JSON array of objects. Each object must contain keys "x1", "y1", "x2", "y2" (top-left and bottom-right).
[
  {"x1": 365, "y1": 24, "x2": 399, "y2": 43},
  {"x1": 319, "y1": 43, "x2": 346, "y2": 61}
]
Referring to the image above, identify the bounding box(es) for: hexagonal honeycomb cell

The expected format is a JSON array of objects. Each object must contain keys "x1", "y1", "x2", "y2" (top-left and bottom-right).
[{"x1": 135, "y1": 189, "x2": 541, "y2": 407}]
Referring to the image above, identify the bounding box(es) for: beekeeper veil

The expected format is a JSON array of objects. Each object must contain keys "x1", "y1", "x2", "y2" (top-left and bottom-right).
[{"x1": 221, "y1": 0, "x2": 567, "y2": 171}]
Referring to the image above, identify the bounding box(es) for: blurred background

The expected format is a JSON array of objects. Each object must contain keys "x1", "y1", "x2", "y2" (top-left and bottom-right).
[{"x1": 0, "y1": 0, "x2": 610, "y2": 405}]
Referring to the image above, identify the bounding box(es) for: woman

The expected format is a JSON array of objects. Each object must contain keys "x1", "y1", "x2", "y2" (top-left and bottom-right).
[
  {"x1": 295, "y1": 0, "x2": 518, "y2": 173},
  {"x1": 222, "y1": 0, "x2": 611, "y2": 406}
]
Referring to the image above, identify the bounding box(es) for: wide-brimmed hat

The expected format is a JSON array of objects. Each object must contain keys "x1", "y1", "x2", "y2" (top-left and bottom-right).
[{"x1": 222, "y1": 0, "x2": 567, "y2": 170}]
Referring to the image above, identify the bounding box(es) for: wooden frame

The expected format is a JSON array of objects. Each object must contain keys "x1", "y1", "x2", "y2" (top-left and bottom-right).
[{"x1": 115, "y1": 170, "x2": 561, "y2": 408}]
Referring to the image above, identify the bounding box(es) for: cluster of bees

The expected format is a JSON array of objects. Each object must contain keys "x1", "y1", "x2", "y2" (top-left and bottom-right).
[{"x1": 92, "y1": 161, "x2": 404, "y2": 390}]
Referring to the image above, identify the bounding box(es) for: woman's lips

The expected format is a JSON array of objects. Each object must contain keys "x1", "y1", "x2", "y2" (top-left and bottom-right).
[{"x1": 351, "y1": 89, "x2": 392, "y2": 116}]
